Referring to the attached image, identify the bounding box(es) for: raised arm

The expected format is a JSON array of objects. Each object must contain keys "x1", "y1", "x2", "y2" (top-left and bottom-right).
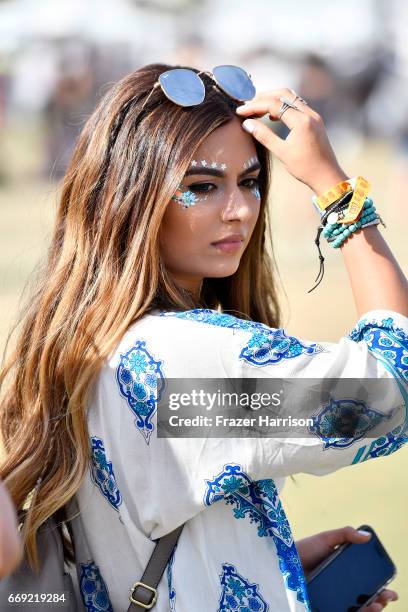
[{"x1": 235, "y1": 90, "x2": 408, "y2": 317}]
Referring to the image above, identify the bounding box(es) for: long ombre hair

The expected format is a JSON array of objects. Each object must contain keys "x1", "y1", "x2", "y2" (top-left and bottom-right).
[{"x1": 0, "y1": 63, "x2": 282, "y2": 571}]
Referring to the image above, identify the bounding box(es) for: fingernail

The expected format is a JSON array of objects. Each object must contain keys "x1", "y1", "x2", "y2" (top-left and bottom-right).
[
  {"x1": 357, "y1": 529, "x2": 372, "y2": 537},
  {"x1": 242, "y1": 120, "x2": 255, "y2": 134},
  {"x1": 236, "y1": 104, "x2": 249, "y2": 113}
]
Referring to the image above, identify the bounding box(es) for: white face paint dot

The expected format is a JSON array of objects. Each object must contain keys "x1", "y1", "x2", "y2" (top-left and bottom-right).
[{"x1": 242, "y1": 155, "x2": 258, "y2": 170}]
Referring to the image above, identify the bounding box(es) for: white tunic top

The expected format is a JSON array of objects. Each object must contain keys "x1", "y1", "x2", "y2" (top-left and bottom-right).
[{"x1": 68, "y1": 307, "x2": 408, "y2": 612}]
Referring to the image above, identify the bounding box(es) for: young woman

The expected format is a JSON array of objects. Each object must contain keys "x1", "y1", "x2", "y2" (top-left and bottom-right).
[{"x1": 0, "y1": 63, "x2": 406, "y2": 611}]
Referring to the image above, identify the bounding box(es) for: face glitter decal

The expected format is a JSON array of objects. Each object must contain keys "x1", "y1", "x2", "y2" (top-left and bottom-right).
[
  {"x1": 242, "y1": 155, "x2": 258, "y2": 171},
  {"x1": 250, "y1": 184, "x2": 261, "y2": 200},
  {"x1": 171, "y1": 183, "x2": 209, "y2": 208},
  {"x1": 190, "y1": 159, "x2": 228, "y2": 171}
]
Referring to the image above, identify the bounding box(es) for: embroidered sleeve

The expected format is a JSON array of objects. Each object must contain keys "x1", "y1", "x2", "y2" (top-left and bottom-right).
[
  {"x1": 347, "y1": 309, "x2": 408, "y2": 382},
  {"x1": 223, "y1": 308, "x2": 408, "y2": 478}
]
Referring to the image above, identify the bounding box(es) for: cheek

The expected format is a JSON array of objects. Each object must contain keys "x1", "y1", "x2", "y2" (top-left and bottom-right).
[{"x1": 159, "y1": 202, "x2": 213, "y2": 265}]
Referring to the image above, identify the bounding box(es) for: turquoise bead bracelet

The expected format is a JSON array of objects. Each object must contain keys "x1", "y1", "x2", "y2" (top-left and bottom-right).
[
  {"x1": 322, "y1": 197, "x2": 375, "y2": 238},
  {"x1": 323, "y1": 197, "x2": 380, "y2": 248},
  {"x1": 309, "y1": 188, "x2": 386, "y2": 293},
  {"x1": 327, "y1": 212, "x2": 379, "y2": 247},
  {"x1": 328, "y1": 215, "x2": 379, "y2": 248}
]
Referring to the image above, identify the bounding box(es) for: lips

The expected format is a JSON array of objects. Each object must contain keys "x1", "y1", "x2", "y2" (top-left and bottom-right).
[
  {"x1": 211, "y1": 234, "x2": 245, "y2": 245},
  {"x1": 211, "y1": 239, "x2": 244, "y2": 254}
]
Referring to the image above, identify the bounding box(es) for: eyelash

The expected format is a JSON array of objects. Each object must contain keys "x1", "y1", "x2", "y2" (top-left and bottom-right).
[{"x1": 188, "y1": 177, "x2": 260, "y2": 193}]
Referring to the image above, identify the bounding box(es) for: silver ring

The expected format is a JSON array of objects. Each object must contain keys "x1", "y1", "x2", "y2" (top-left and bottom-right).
[
  {"x1": 278, "y1": 98, "x2": 301, "y2": 119},
  {"x1": 289, "y1": 91, "x2": 308, "y2": 105}
]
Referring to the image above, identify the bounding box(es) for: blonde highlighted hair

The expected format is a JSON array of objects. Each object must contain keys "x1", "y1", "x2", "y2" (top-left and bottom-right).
[{"x1": 0, "y1": 63, "x2": 281, "y2": 570}]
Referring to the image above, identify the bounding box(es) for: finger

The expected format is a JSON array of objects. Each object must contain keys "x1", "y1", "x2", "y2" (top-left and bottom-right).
[
  {"x1": 247, "y1": 87, "x2": 304, "y2": 104},
  {"x1": 237, "y1": 90, "x2": 316, "y2": 119},
  {"x1": 241, "y1": 118, "x2": 285, "y2": 156},
  {"x1": 374, "y1": 589, "x2": 399, "y2": 605},
  {"x1": 237, "y1": 97, "x2": 314, "y2": 132},
  {"x1": 318, "y1": 526, "x2": 372, "y2": 549},
  {"x1": 364, "y1": 604, "x2": 383, "y2": 611},
  {"x1": 249, "y1": 88, "x2": 311, "y2": 113}
]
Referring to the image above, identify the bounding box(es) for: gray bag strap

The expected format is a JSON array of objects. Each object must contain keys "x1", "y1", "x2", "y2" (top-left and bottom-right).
[
  {"x1": 127, "y1": 524, "x2": 184, "y2": 611},
  {"x1": 66, "y1": 495, "x2": 184, "y2": 611}
]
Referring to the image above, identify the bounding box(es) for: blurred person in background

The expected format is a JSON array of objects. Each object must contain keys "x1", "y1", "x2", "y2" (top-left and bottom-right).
[{"x1": 0, "y1": 62, "x2": 406, "y2": 610}]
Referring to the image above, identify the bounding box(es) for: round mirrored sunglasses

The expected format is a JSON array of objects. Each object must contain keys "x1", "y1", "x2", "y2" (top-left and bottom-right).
[{"x1": 141, "y1": 65, "x2": 256, "y2": 110}]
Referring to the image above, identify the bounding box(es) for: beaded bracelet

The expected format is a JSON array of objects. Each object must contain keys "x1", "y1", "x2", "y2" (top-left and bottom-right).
[
  {"x1": 327, "y1": 216, "x2": 382, "y2": 244},
  {"x1": 326, "y1": 200, "x2": 385, "y2": 247},
  {"x1": 323, "y1": 196, "x2": 374, "y2": 235},
  {"x1": 308, "y1": 193, "x2": 386, "y2": 293},
  {"x1": 324, "y1": 197, "x2": 377, "y2": 247}
]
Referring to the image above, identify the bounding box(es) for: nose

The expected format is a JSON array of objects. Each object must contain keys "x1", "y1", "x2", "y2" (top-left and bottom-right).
[{"x1": 220, "y1": 187, "x2": 255, "y2": 223}]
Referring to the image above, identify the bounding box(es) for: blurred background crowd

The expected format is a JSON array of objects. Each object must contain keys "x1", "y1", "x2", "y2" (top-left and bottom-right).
[
  {"x1": 1, "y1": 0, "x2": 408, "y2": 182},
  {"x1": 1, "y1": 0, "x2": 407, "y2": 608}
]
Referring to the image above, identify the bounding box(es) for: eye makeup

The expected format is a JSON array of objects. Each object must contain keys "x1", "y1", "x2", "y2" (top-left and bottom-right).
[
  {"x1": 170, "y1": 157, "x2": 262, "y2": 209},
  {"x1": 250, "y1": 184, "x2": 261, "y2": 200}
]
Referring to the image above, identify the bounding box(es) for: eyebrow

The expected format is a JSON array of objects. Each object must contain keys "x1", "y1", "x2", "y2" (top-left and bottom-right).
[{"x1": 185, "y1": 161, "x2": 261, "y2": 179}]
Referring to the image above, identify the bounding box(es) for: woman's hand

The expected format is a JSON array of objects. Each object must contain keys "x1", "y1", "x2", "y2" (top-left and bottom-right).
[
  {"x1": 296, "y1": 526, "x2": 398, "y2": 611},
  {"x1": 236, "y1": 88, "x2": 348, "y2": 195}
]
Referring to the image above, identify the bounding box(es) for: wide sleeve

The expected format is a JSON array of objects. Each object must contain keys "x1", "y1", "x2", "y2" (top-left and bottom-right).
[
  {"x1": 98, "y1": 309, "x2": 408, "y2": 538},
  {"x1": 219, "y1": 308, "x2": 408, "y2": 478}
]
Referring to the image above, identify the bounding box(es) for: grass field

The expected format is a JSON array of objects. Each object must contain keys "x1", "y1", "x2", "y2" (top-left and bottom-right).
[{"x1": 1, "y1": 131, "x2": 407, "y2": 608}]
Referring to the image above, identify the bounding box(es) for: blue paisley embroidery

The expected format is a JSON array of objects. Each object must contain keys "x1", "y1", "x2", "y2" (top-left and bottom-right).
[
  {"x1": 348, "y1": 316, "x2": 408, "y2": 381},
  {"x1": 160, "y1": 309, "x2": 324, "y2": 366},
  {"x1": 116, "y1": 339, "x2": 165, "y2": 444},
  {"x1": 204, "y1": 465, "x2": 309, "y2": 607},
  {"x1": 79, "y1": 561, "x2": 113, "y2": 611},
  {"x1": 166, "y1": 544, "x2": 177, "y2": 611},
  {"x1": 348, "y1": 315, "x2": 408, "y2": 462},
  {"x1": 90, "y1": 437, "x2": 122, "y2": 511},
  {"x1": 218, "y1": 563, "x2": 269, "y2": 611},
  {"x1": 309, "y1": 398, "x2": 395, "y2": 450},
  {"x1": 204, "y1": 463, "x2": 253, "y2": 506},
  {"x1": 352, "y1": 421, "x2": 408, "y2": 464}
]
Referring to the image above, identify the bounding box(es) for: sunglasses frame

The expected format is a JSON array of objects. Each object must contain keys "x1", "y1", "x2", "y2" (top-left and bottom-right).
[{"x1": 141, "y1": 65, "x2": 255, "y2": 110}]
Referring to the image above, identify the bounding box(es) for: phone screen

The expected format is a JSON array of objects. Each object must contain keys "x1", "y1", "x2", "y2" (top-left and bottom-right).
[{"x1": 306, "y1": 526, "x2": 396, "y2": 612}]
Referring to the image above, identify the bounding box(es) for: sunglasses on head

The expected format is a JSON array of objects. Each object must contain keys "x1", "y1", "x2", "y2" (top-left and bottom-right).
[{"x1": 141, "y1": 64, "x2": 256, "y2": 110}]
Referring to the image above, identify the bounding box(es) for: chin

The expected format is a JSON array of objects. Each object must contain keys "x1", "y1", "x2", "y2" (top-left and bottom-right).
[{"x1": 205, "y1": 263, "x2": 240, "y2": 278}]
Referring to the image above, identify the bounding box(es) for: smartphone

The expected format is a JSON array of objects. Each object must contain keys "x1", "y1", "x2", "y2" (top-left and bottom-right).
[{"x1": 306, "y1": 525, "x2": 397, "y2": 611}]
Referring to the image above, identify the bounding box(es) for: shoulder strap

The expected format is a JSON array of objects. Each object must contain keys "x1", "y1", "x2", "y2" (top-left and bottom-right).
[
  {"x1": 65, "y1": 496, "x2": 184, "y2": 610},
  {"x1": 127, "y1": 524, "x2": 184, "y2": 611}
]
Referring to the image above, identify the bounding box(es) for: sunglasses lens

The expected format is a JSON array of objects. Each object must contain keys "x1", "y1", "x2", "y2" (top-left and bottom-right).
[
  {"x1": 158, "y1": 69, "x2": 205, "y2": 107},
  {"x1": 212, "y1": 65, "x2": 256, "y2": 102}
]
